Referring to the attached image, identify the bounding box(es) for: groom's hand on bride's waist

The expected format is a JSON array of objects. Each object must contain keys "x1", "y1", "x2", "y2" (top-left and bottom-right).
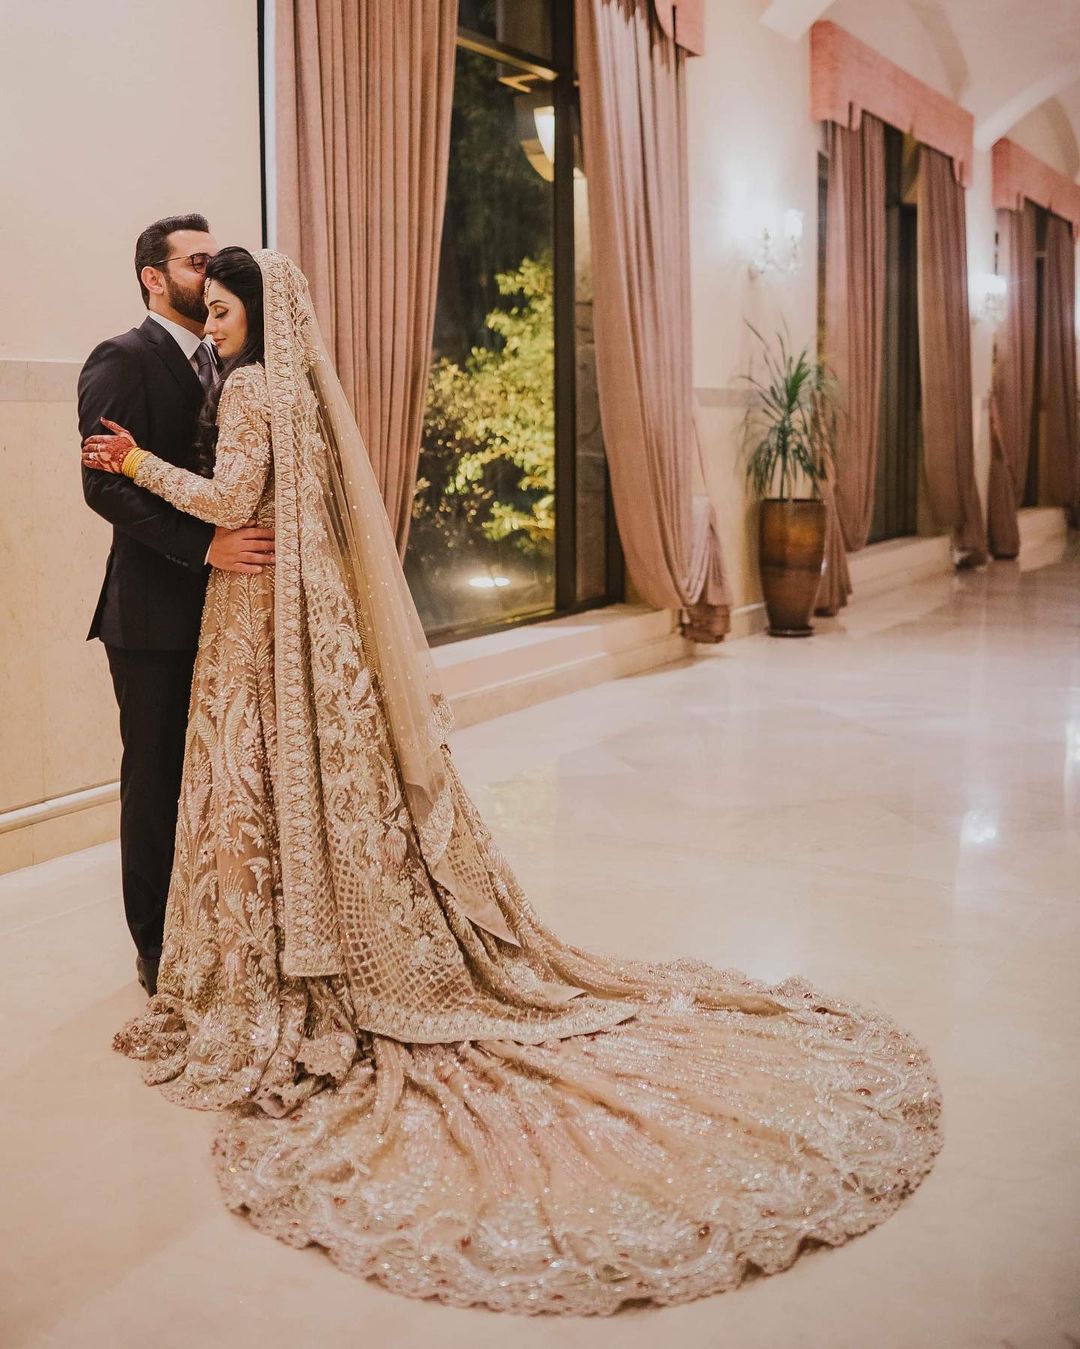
[{"x1": 207, "y1": 523, "x2": 276, "y2": 574}]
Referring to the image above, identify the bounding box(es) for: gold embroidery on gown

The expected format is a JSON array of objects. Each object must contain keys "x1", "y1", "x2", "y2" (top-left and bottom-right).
[{"x1": 114, "y1": 253, "x2": 942, "y2": 1315}]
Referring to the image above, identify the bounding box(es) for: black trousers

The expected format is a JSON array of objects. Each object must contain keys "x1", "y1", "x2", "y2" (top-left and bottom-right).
[{"x1": 105, "y1": 645, "x2": 196, "y2": 960}]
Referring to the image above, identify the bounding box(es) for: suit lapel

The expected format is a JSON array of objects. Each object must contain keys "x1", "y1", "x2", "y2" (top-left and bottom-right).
[{"x1": 137, "y1": 316, "x2": 204, "y2": 403}]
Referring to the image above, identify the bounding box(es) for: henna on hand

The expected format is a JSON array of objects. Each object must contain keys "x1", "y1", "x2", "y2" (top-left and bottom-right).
[{"x1": 82, "y1": 417, "x2": 137, "y2": 473}]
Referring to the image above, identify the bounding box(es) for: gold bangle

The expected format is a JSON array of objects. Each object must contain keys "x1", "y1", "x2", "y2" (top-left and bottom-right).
[{"x1": 120, "y1": 447, "x2": 150, "y2": 479}]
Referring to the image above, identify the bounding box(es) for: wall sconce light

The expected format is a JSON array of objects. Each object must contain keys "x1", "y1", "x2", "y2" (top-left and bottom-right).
[
  {"x1": 971, "y1": 273, "x2": 1008, "y2": 326},
  {"x1": 533, "y1": 106, "x2": 556, "y2": 165},
  {"x1": 516, "y1": 97, "x2": 584, "y2": 181},
  {"x1": 748, "y1": 209, "x2": 804, "y2": 279}
]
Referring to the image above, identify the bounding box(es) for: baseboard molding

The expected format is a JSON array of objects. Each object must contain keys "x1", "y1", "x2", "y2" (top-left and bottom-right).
[
  {"x1": 728, "y1": 601, "x2": 767, "y2": 639},
  {"x1": 837, "y1": 512, "x2": 1068, "y2": 607},
  {"x1": 0, "y1": 790, "x2": 118, "y2": 875},
  {"x1": 847, "y1": 533, "x2": 954, "y2": 598},
  {"x1": 436, "y1": 605, "x2": 689, "y2": 728},
  {"x1": 1015, "y1": 506, "x2": 1070, "y2": 567}
]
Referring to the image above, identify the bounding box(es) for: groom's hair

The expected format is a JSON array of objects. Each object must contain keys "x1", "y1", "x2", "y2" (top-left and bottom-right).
[{"x1": 134, "y1": 213, "x2": 211, "y2": 305}]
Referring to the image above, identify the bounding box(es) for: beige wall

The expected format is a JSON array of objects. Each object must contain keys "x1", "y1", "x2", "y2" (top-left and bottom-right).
[
  {"x1": 0, "y1": 0, "x2": 263, "y2": 870},
  {"x1": 0, "y1": 1, "x2": 263, "y2": 362},
  {"x1": 686, "y1": 5, "x2": 820, "y2": 619}
]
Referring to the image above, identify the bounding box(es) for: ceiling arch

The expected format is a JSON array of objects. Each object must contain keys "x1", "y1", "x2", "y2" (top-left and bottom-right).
[
  {"x1": 907, "y1": 0, "x2": 968, "y2": 99},
  {"x1": 759, "y1": 0, "x2": 831, "y2": 41},
  {"x1": 974, "y1": 61, "x2": 1080, "y2": 152},
  {"x1": 758, "y1": 0, "x2": 1080, "y2": 165}
]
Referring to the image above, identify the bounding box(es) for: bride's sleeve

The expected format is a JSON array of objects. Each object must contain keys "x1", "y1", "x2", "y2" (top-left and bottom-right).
[{"x1": 132, "y1": 365, "x2": 272, "y2": 530}]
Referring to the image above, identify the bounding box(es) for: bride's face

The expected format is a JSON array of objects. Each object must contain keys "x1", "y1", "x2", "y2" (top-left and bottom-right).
[{"x1": 204, "y1": 279, "x2": 249, "y2": 361}]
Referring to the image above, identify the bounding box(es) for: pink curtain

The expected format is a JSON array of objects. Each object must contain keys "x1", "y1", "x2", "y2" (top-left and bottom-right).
[
  {"x1": 574, "y1": 0, "x2": 730, "y2": 641},
  {"x1": 1041, "y1": 211, "x2": 1080, "y2": 515},
  {"x1": 811, "y1": 22, "x2": 974, "y2": 188},
  {"x1": 815, "y1": 115, "x2": 887, "y2": 615},
  {"x1": 275, "y1": 0, "x2": 458, "y2": 552},
  {"x1": 650, "y1": 0, "x2": 704, "y2": 54},
  {"x1": 988, "y1": 204, "x2": 1038, "y2": 558},
  {"x1": 916, "y1": 145, "x2": 988, "y2": 564}
]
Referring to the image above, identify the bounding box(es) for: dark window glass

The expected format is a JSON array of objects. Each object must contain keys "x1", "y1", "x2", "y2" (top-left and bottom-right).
[
  {"x1": 405, "y1": 46, "x2": 556, "y2": 637},
  {"x1": 870, "y1": 125, "x2": 920, "y2": 544},
  {"x1": 405, "y1": 7, "x2": 616, "y2": 641},
  {"x1": 458, "y1": 0, "x2": 553, "y2": 59}
]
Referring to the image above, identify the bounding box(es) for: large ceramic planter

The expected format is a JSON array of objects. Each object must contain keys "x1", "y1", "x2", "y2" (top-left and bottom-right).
[{"x1": 758, "y1": 498, "x2": 826, "y2": 637}]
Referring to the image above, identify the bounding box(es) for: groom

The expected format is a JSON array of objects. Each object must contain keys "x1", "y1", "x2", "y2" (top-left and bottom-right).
[{"x1": 79, "y1": 212, "x2": 275, "y2": 997}]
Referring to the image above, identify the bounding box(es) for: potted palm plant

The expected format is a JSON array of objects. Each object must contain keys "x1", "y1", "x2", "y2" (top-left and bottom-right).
[{"x1": 740, "y1": 328, "x2": 836, "y2": 637}]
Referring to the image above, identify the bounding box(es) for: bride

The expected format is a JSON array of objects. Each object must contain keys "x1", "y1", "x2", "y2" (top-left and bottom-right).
[{"x1": 82, "y1": 246, "x2": 941, "y2": 1316}]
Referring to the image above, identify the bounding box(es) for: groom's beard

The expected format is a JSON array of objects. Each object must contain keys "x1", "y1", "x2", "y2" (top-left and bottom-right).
[{"x1": 165, "y1": 273, "x2": 209, "y2": 325}]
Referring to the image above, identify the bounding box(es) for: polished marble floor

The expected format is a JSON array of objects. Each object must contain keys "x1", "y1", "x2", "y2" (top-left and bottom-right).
[{"x1": 2, "y1": 553, "x2": 1078, "y2": 1349}]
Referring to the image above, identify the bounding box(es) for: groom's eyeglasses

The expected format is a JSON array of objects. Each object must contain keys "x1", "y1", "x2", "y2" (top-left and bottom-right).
[{"x1": 153, "y1": 252, "x2": 214, "y2": 274}]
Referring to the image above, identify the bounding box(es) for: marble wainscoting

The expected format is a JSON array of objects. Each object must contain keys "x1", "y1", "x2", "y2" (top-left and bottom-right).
[{"x1": 0, "y1": 359, "x2": 121, "y2": 872}]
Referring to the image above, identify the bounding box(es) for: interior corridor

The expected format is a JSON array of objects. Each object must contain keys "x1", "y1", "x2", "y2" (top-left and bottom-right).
[{"x1": 2, "y1": 551, "x2": 1077, "y2": 1349}]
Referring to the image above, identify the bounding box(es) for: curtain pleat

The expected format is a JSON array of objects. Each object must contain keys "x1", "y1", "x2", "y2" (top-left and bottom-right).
[
  {"x1": 916, "y1": 145, "x2": 987, "y2": 564},
  {"x1": 1040, "y1": 212, "x2": 1080, "y2": 517},
  {"x1": 575, "y1": 0, "x2": 730, "y2": 639},
  {"x1": 987, "y1": 204, "x2": 1038, "y2": 559},
  {"x1": 275, "y1": 0, "x2": 459, "y2": 553},
  {"x1": 815, "y1": 115, "x2": 887, "y2": 615}
]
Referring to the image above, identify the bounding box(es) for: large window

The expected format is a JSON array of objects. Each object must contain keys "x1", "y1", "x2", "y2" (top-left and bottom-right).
[{"x1": 404, "y1": 0, "x2": 619, "y2": 641}]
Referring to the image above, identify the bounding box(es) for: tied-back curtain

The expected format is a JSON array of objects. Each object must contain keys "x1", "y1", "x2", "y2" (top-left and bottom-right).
[
  {"x1": 815, "y1": 115, "x2": 887, "y2": 615},
  {"x1": 275, "y1": 0, "x2": 459, "y2": 553},
  {"x1": 988, "y1": 204, "x2": 1038, "y2": 558},
  {"x1": 916, "y1": 145, "x2": 988, "y2": 564},
  {"x1": 1041, "y1": 212, "x2": 1080, "y2": 515},
  {"x1": 574, "y1": 0, "x2": 730, "y2": 640}
]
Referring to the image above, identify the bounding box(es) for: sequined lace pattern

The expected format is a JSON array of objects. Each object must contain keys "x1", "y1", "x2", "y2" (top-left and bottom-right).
[{"x1": 114, "y1": 263, "x2": 943, "y2": 1316}]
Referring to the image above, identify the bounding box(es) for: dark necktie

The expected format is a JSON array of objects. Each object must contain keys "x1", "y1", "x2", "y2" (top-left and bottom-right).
[{"x1": 193, "y1": 342, "x2": 219, "y2": 396}]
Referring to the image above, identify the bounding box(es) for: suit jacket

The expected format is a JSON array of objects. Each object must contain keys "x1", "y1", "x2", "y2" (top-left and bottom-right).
[{"x1": 79, "y1": 316, "x2": 215, "y2": 649}]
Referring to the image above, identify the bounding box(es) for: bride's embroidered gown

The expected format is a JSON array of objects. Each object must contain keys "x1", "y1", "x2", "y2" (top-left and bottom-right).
[{"x1": 113, "y1": 257, "x2": 941, "y2": 1316}]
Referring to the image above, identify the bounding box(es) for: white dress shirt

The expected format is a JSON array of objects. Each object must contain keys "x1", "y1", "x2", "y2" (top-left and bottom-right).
[{"x1": 146, "y1": 310, "x2": 215, "y2": 372}]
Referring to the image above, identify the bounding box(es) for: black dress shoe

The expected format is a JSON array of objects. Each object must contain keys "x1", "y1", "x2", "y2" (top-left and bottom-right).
[{"x1": 135, "y1": 955, "x2": 160, "y2": 998}]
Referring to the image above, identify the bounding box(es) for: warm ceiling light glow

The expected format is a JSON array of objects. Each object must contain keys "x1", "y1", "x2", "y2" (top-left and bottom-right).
[
  {"x1": 533, "y1": 106, "x2": 556, "y2": 164},
  {"x1": 533, "y1": 107, "x2": 555, "y2": 165}
]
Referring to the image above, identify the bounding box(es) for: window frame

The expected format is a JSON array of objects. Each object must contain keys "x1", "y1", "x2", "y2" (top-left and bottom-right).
[{"x1": 423, "y1": 1, "x2": 624, "y2": 645}]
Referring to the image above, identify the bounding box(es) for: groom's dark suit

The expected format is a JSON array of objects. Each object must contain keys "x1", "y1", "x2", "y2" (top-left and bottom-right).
[{"x1": 79, "y1": 316, "x2": 214, "y2": 962}]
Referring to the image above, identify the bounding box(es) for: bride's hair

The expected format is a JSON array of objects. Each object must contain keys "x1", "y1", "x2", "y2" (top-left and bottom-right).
[{"x1": 194, "y1": 246, "x2": 265, "y2": 475}]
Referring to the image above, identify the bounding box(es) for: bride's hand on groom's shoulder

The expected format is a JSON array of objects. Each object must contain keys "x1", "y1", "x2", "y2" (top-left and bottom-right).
[{"x1": 82, "y1": 417, "x2": 136, "y2": 473}]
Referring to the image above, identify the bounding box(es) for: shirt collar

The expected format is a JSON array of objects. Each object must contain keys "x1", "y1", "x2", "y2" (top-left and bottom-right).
[{"x1": 147, "y1": 310, "x2": 205, "y2": 362}]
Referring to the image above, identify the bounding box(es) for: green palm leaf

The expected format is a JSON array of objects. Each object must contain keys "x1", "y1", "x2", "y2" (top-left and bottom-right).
[{"x1": 739, "y1": 324, "x2": 840, "y2": 502}]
